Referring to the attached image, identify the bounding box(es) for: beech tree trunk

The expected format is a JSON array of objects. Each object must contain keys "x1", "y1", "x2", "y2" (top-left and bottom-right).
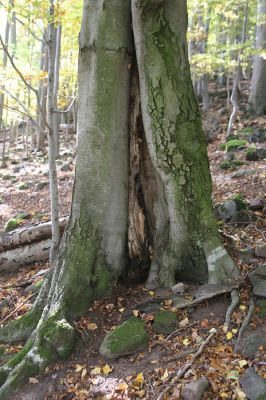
[
  {"x1": 0, "y1": 1, "x2": 240, "y2": 398},
  {"x1": 248, "y1": 0, "x2": 266, "y2": 114}
]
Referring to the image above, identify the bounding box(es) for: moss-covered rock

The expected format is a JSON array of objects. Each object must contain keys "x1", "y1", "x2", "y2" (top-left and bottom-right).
[
  {"x1": 99, "y1": 317, "x2": 148, "y2": 359},
  {"x1": 153, "y1": 310, "x2": 177, "y2": 334},
  {"x1": 18, "y1": 182, "x2": 30, "y2": 190},
  {"x1": 226, "y1": 139, "x2": 248, "y2": 152},
  {"x1": 246, "y1": 147, "x2": 259, "y2": 161},
  {"x1": 4, "y1": 218, "x2": 19, "y2": 232},
  {"x1": 219, "y1": 160, "x2": 231, "y2": 170}
]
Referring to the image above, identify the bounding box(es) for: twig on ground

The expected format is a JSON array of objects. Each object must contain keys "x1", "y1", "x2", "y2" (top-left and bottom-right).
[
  {"x1": 234, "y1": 297, "x2": 255, "y2": 352},
  {"x1": 155, "y1": 329, "x2": 216, "y2": 400},
  {"x1": 0, "y1": 292, "x2": 36, "y2": 325},
  {"x1": 225, "y1": 289, "x2": 239, "y2": 328},
  {"x1": 166, "y1": 322, "x2": 198, "y2": 341}
]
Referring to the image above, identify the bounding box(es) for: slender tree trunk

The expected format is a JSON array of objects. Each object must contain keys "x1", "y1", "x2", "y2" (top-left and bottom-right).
[
  {"x1": 53, "y1": 25, "x2": 62, "y2": 158},
  {"x1": 0, "y1": 8, "x2": 10, "y2": 129},
  {"x1": 36, "y1": 33, "x2": 48, "y2": 152},
  {"x1": 47, "y1": 0, "x2": 60, "y2": 266},
  {"x1": 248, "y1": 0, "x2": 266, "y2": 114}
]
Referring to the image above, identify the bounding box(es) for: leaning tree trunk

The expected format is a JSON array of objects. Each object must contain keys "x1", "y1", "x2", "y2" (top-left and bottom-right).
[
  {"x1": 0, "y1": 1, "x2": 239, "y2": 398},
  {"x1": 248, "y1": 0, "x2": 266, "y2": 114}
]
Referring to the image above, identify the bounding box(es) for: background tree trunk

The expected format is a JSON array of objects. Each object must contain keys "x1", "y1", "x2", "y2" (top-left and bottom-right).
[{"x1": 248, "y1": 0, "x2": 266, "y2": 114}]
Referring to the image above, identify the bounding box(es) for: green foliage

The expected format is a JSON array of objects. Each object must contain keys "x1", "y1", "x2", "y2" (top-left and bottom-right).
[
  {"x1": 4, "y1": 218, "x2": 19, "y2": 232},
  {"x1": 226, "y1": 139, "x2": 248, "y2": 151}
]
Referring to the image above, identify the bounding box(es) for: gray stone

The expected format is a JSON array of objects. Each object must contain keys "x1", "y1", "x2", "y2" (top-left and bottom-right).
[
  {"x1": 60, "y1": 162, "x2": 72, "y2": 172},
  {"x1": 217, "y1": 200, "x2": 237, "y2": 221},
  {"x1": 36, "y1": 181, "x2": 49, "y2": 191},
  {"x1": 237, "y1": 333, "x2": 266, "y2": 359},
  {"x1": 99, "y1": 317, "x2": 148, "y2": 359},
  {"x1": 249, "y1": 265, "x2": 266, "y2": 298},
  {"x1": 232, "y1": 169, "x2": 257, "y2": 178},
  {"x1": 172, "y1": 283, "x2": 185, "y2": 295},
  {"x1": 181, "y1": 377, "x2": 209, "y2": 400},
  {"x1": 239, "y1": 247, "x2": 255, "y2": 264},
  {"x1": 153, "y1": 310, "x2": 177, "y2": 334},
  {"x1": 255, "y1": 245, "x2": 266, "y2": 258},
  {"x1": 258, "y1": 148, "x2": 266, "y2": 160},
  {"x1": 12, "y1": 166, "x2": 20, "y2": 173},
  {"x1": 240, "y1": 368, "x2": 266, "y2": 400},
  {"x1": 249, "y1": 197, "x2": 265, "y2": 210}
]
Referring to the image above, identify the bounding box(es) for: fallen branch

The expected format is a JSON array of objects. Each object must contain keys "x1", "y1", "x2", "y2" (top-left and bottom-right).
[
  {"x1": 155, "y1": 329, "x2": 216, "y2": 400},
  {"x1": 0, "y1": 292, "x2": 36, "y2": 325}
]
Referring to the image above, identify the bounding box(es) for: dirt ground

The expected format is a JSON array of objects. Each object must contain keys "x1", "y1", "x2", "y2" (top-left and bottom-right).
[{"x1": 0, "y1": 81, "x2": 266, "y2": 399}]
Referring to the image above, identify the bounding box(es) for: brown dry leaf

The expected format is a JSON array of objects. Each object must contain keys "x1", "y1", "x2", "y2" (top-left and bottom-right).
[
  {"x1": 200, "y1": 319, "x2": 209, "y2": 328},
  {"x1": 81, "y1": 368, "x2": 87, "y2": 378},
  {"x1": 179, "y1": 317, "x2": 189, "y2": 327},
  {"x1": 75, "y1": 364, "x2": 85, "y2": 372},
  {"x1": 87, "y1": 322, "x2": 98, "y2": 331},
  {"x1": 29, "y1": 377, "x2": 39, "y2": 384}
]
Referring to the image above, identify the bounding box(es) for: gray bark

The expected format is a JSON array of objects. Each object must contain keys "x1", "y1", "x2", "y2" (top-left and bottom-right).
[
  {"x1": 248, "y1": 0, "x2": 266, "y2": 114},
  {"x1": 53, "y1": 25, "x2": 62, "y2": 157},
  {"x1": 0, "y1": 7, "x2": 10, "y2": 129}
]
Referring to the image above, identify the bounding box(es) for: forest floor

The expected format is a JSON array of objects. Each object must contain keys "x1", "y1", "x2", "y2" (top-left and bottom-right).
[{"x1": 0, "y1": 81, "x2": 265, "y2": 399}]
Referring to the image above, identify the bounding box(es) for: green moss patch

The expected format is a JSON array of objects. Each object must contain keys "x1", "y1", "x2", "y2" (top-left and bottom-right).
[
  {"x1": 226, "y1": 139, "x2": 247, "y2": 152},
  {"x1": 4, "y1": 218, "x2": 19, "y2": 232},
  {"x1": 100, "y1": 317, "x2": 148, "y2": 359},
  {"x1": 153, "y1": 310, "x2": 177, "y2": 334}
]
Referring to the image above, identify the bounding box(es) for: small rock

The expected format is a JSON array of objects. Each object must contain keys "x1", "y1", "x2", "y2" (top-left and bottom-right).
[
  {"x1": 36, "y1": 181, "x2": 49, "y2": 191},
  {"x1": 60, "y1": 162, "x2": 72, "y2": 172},
  {"x1": 232, "y1": 169, "x2": 257, "y2": 178},
  {"x1": 246, "y1": 148, "x2": 259, "y2": 161},
  {"x1": 172, "y1": 283, "x2": 185, "y2": 295},
  {"x1": 12, "y1": 166, "x2": 20, "y2": 173},
  {"x1": 250, "y1": 130, "x2": 266, "y2": 143},
  {"x1": 100, "y1": 317, "x2": 148, "y2": 359},
  {"x1": 255, "y1": 245, "x2": 266, "y2": 258},
  {"x1": 239, "y1": 368, "x2": 266, "y2": 400},
  {"x1": 249, "y1": 196, "x2": 265, "y2": 210},
  {"x1": 249, "y1": 265, "x2": 266, "y2": 297},
  {"x1": 181, "y1": 377, "x2": 209, "y2": 400},
  {"x1": 239, "y1": 247, "x2": 255, "y2": 264},
  {"x1": 153, "y1": 310, "x2": 177, "y2": 334},
  {"x1": 257, "y1": 148, "x2": 266, "y2": 160},
  {"x1": 18, "y1": 182, "x2": 30, "y2": 190},
  {"x1": 217, "y1": 200, "x2": 237, "y2": 221},
  {"x1": 237, "y1": 333, "x2": 266, "y2": 359}
]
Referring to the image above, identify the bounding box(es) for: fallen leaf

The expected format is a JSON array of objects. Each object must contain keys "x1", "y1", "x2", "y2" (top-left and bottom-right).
[
  {"x1": 87, "y1": 322, "x2": 98, "y2": 331},
  {"x1": 183, "y1": 338, "x2": 190, "y2": 346},
  {"x1": 200, "y1": 319, "x2": 209, "y2": 328},
  {"x1": 179, "y1": 317, "x2": 189, "y2": 327},
  {"x1": 116, "y1": 382, "x2": 128, "y2": 392},
  {"x1": 91, "y1": 367, "x2": 101, "y2": 375},
  {"x1": 239, "y1": 304, "x2": 246, "y2": 311},
  {"x1": 161, "y1": 369, "x2": 169, "y2": 382},
  {"x1": 81, "y1": 368, "x2": 87, "y2": 378},
  {"x1": 102, "y1": 364, "x2": 112, "y2": 375},
  {"x1": 149, "y1": 291, "x2": 155, "y2": 296},
  {"x1": 226, "y1": 331, "x2": 233, "y2": 340},
  {"x1": 134, "y1": 372, "x2": 144, "y2": 385},
  {"x1": 119, "y1": 308, "x2": 125, "y2": 313},
  {"x1": 75, "y1": 364, "x2": 85, "y2": 372},
  {"x1": 133, "y1": 309, "x2": 140, "y2": 317},
  {"x1": 238, "y1": 359, "x2": 248, "y2": 368},
  {"x1": 29, "y1": 377, "x2": 39, "y2": 384}
]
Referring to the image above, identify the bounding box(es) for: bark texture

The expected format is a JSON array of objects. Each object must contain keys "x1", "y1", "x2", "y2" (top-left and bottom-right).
[
  {"x1": 0, "y1": 1, "x2": 240, "y2": 398},
  {"x1": 132, "y1": 0, "x2": 239, "y2": 287},
  {"x1": 248, "y1": 0, "x2": 266, "y2": 114}
]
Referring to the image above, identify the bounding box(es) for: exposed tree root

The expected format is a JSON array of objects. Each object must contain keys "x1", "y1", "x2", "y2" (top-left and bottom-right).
[
  {"x1": 234, "y1": 297, "x2": 256, "y2": 353},
  {"x1": 0, "y1": 308, "x2": 75, "y2": 399},
  {"x1": 225, "y1": 289, "x2": 240, "y2": 328}
]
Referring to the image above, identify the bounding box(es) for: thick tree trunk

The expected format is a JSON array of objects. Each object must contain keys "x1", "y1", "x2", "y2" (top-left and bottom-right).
[
  {"x1": 248, "y1": 0, "x2": 266, "y2": 114},
  {"x1": 132, "y1": 0, "x2": 239, "y2": 288},
  {"x1": 0, "y1": 1, "x2": 240, "y2": 398}
]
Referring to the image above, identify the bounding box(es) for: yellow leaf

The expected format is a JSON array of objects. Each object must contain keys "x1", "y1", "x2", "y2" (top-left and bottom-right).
[
  {"x1": 183, "y1": 338, "x2": 190, "y2": 346},
  {"x1": 119, "y1": 308, "x2": 125, "y2": 313},
  {"x1": 149, "y1": 291, "x2": 155, "y2": 296},
  {"x1": 226, "y1": 331, "x2": 233, "y2": 340},
  {"x1": 134, "y1": 372, "x2": 144, "y2": 385},
  {"x1": 81, "y1": 368, "x2": 87, "y2": 378},
  {"x1": 133, "y1": 309, "x2": 140, "y2": 317},
  {"x1": 102, "y1": 364, "x2": 112, "y2": 375},
  {"x1": 116, "y1": 382, "x2": 128, "y2": 392},
  {"x1": 238, "y1": 359, "x2": 248, "y2": 368},
  {"x1": 179, "y1": 317, "x2": 189, "y2": 327},
  {"x1": 239, "y1": 304, "x2": 246, "y2": 311},
  {"x1": 87, "y1": 322, "x2": 98, "y2": 331},
  {"x1": 91, "y1": 367, "x2": 101, "y2": 375},
  {"x1": 75, "y1": 364, "x2": 84, "y2": 372},
  {"x1": 232, "y1": 328, "x2": 238, "y2": 334},
  {"x1": 161, "y1": 369, "x2": 169, "y2": 382},
  {"x1": 219, "y1": 392, "x2": 229, "y2": 398}
]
